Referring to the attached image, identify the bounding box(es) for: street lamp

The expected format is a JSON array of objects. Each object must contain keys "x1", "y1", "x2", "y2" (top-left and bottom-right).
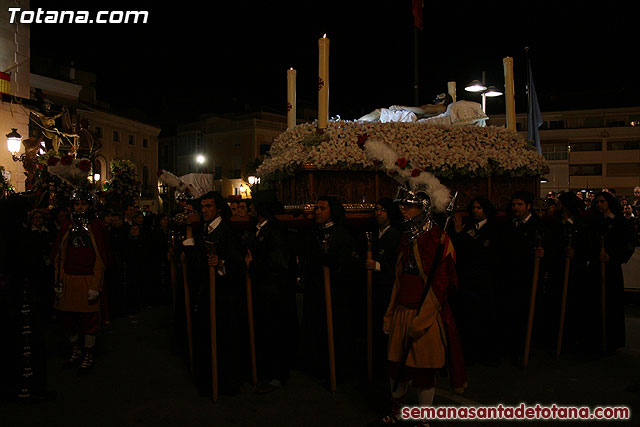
[
  {"x1": 465, "y1": 72, "x2": 503, "y2": 112},
  {"x1": 196, "y1": 154, "x2": 205, "y2": 165},
  {"x1": 6, "y1": 128, "x2": 22, "y2": 161}
]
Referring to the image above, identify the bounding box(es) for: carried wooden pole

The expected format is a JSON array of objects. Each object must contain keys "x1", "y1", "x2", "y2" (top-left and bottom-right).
[
  {"x1": 365, "y1": 232, "x2": 373, "y2": 383},
  {"x1": 600, "y1": 236, "x2": 607, "y2": 352},
  {"x1": 556, "y1": 254, "x2": 572, "y2": 356},
  {"x1": 245, "y1": 271, "x2": 258, "y2": 386},
  {"x1": 209, "y1": 264, "x2": 219, "y2": 402},
  {"x1": 180, "y1": 252, "x2": 193, "y2": 374},
  {"x1": 523, "y1": 244, "x2": 543, "y2": 368},
  {"x1": 323, "y1": 265, "x2": 337, "y2": 393}
]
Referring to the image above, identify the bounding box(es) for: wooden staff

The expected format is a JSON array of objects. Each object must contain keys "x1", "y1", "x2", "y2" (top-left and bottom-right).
[
  {"x1": 523, "y1": 233, "x2": 543, "y2": 368},
  {"x1": 323, "y1": 265, "x2": 337, "y2": 393},
  {"x1": 208, "y1": 259, "x2": 219, "y2": 402},
  {"x1": 555, "y1": 235, "x2": 573, "y2": 357},
  {"x1": 245, "y1": 269, "x2": 257, "y2": 386},
  {"x1": 365, "y1": 232, "x2": 373, "y2": 383},
  {"x1": 180, "y1": 252, "x2": 193, "y2": 374},
  {"x1": 600, "y1": 235, "x2": 607, "y2": 352}
]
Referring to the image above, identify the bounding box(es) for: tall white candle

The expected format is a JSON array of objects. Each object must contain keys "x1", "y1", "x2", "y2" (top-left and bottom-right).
[
  {"x1": 503, "y1": 57, "x2": 516, "y2": 131},
  {"x1": 287, "y1": 68, "x2": 297, "y2": 129},
  {"x1": 318, "y1": 34, "x2": 329, "y2": 129}
]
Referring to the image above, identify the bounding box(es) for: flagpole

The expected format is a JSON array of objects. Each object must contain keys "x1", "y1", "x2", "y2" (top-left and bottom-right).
[{"x1": 413, "y1": 25, "x2": 419, "y2": 106}]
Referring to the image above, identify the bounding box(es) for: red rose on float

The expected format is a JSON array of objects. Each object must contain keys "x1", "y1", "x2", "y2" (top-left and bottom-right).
[
  {"x1": 61, "y1": 155, "x2": 73, "y2": 166},
  {"x1": 37, "y1": 163, "x2": 44, "y2": 170},
  {"x1": 396, "y1": 157, "x2": 408, "y2": 169},
  {"x1": 411, "y1": 168, "x2": 421, "y2": 177},
  {"x1": 77, "y1": 159, "x2": 91, "y2": 172},
  {"x1": 356, "y1": 133, "x2": 369, "y2": 150},
  {"x1": 47, "y1": 157, "x2": 60, "y2": 166}
]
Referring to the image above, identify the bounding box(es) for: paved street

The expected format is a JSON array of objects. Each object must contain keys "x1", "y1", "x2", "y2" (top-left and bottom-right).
[{"x1": 2, "y1": 299, "x2": 639, "y2": 426}]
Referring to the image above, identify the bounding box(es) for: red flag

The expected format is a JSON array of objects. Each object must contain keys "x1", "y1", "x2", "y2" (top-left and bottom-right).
[{"x1": 412, "y1": 0, "x2": 423, "y2": 30}]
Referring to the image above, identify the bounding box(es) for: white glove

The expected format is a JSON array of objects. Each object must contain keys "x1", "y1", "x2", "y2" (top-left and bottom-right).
[{"x1": 88, "y1": 289, "x2": 100, "y2": 303}]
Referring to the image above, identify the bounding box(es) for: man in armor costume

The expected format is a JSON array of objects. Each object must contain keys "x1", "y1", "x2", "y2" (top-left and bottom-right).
[
  {"x1": 52, "y1": 188, "x2": 109, "y2": 374},
  {"x1": 382, "y1": 186, "x2": 466, "y2": 425}
]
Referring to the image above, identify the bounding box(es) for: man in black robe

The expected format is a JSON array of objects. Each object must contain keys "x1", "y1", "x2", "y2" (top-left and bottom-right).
[
  {"x1": 183, "y1": 191, "x2": 246, "y2": 396},
  {"x1": 587, "y1": 191, "x2": 635, "y2": 351},
  {"x1": 497, "y1": 191, "x2": 546, "y2": 362},
  {"x1": 245, "y1": 190, "x2": 297, "y2": 393},
  {"x1": 300, "y1": 196, "x2": 362, "y2": 383}
]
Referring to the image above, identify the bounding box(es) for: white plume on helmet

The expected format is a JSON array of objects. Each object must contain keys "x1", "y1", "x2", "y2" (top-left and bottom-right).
[
  {"x1": 158, "y1": 169, "x2": 201, "y2": 199},
  {"x1": 364, "y1": 137, "x2": 451, "y2": 212}
]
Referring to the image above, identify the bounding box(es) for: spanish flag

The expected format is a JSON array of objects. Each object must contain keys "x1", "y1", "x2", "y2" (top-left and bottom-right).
[{"x1": 0, "y1": 72, "x2": 10, "y2": 95}]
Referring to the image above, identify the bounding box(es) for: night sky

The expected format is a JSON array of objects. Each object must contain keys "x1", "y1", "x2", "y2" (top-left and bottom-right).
[{"x1": 28, "y1": 0, "x2": 640, "y2": 132}]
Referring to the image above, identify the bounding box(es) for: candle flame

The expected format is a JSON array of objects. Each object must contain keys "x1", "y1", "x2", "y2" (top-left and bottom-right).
[{"x1": 323, "y1": 33, "x2": 327, "y2": 38}]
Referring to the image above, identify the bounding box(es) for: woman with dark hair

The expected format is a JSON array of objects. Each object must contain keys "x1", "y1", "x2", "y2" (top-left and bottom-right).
[
  {"x1": 585, "y1": 192, "x2": 635, "y2": 351},
  {"x1": 365, "y1": 197, "x2": 403, "y2": 378},
  {"x1": 547, "y1": 191, "x2": 590, "y2": 351},
  {"x1": 450, "y1": 196, "x2": 500, "y2": 366}
]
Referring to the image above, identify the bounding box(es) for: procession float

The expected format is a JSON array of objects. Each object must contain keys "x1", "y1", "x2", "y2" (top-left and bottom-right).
[{"x1": 253, "y1": 35, "x2": 547, "y2": 220}]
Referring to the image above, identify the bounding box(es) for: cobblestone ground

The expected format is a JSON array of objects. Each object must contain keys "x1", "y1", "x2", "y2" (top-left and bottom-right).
[{"x1": 2, "y1": 303, "x2": 639, "y2": 426}]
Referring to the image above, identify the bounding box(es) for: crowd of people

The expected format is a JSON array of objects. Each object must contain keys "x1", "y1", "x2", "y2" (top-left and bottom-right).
[{"x1": 1, "y1": 184, "x2": 637, "y2": 426}]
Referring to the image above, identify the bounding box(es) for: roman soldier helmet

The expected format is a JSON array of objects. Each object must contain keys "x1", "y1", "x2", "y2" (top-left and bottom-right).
[
  {"x1": 394, "y1": 183, "x2": 433, "y2": 240},
  {"x1": 70, "y1": 187, "x2": 94, "y2": 204}
]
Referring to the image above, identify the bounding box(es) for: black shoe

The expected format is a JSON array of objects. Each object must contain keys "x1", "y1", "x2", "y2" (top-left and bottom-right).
[
  {"x1": 77, "y1": 349, "x2": 94, "y2": 375},
  {"x1": 63, "y1": 344, "x2": 82, "y2": 369}
]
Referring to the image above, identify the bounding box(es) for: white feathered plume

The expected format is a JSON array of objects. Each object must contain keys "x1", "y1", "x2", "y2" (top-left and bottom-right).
[
  {"x1": 158, "y1": 169, "x2": 200, "y2": 198},
  {"x1": 364, "y1": 138, "x2": 451, "y2": 212}
]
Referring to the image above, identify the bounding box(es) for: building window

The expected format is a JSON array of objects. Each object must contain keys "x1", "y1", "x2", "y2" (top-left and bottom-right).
[
  {"x1": 142, "y1": 138, "x2": 148, "y2": 148},
  {"x1": 606, "y1": 163, "x2": 640, "y2": 177},
  {"x1": 113, "y1": 130, "x2": 120, "y2": 142},
  {"x1": 583, "y1": 117, "x2": 604, "y2": 128},
  {"x1": 541, "y1": 120, "x2": 565, "y2": 130},
  {"x1": 542, "y1": 143, "x2": 568, "y2": 161},
  {"x1": 569, "y1": 164, "x2": 602, "y2": 176},
  {"x1": 607, "y1": 140, "x2": 640, "y2": 151},
  {"x1": 129, "y1": 135, "x2": 135, "y2": 145},
  {"x1": 95, "y1": 126, "x2": 103, "y2": 138},
  {"x1": 606, "y1": 119, "x2": 626, "y2": 127},
  {"x1": 569, "y1": 141, "x2": 602, "y2": 152}
]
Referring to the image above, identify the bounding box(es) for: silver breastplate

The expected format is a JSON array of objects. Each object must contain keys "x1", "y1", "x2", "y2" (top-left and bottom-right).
[{"x1": 69, "y1": 217, "x2": 93, "y2": 249}]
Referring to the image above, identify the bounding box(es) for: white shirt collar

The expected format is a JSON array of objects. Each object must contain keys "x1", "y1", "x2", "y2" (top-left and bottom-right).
[
  {"x1": 256, "y1": 219, "x2": 268, "y2": 235},
  {"x1": 562, "y1": 217, "x2": 574, "y2": 225},
  {"x1": 379, "y1": 224, "x2": 390, "y2": 238},
  {"x1": 607, "y1": 212, "x2": 616, "y2": 219},
  {"x1": 475, "y1": 218, "x2": 487, "y2": 230},
  {"x1": 207, "y1": 216, "x2": 222, "y2": 234},
  {"x1": 514, "y1": 213, "x2": 532, "y2": 225}
]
